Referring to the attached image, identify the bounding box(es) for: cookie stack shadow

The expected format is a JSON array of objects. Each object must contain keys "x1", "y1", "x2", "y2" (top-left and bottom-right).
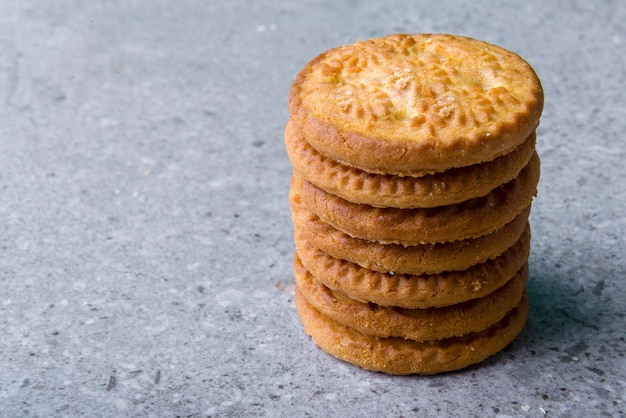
[{"x1": 285, "y1": 34, "x2": 543, "y2": 375}]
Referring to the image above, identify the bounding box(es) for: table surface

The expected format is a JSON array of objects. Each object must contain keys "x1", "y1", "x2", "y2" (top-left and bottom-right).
[{"x1": 1, "y1": 1, "x2": 625, "y2": 416}]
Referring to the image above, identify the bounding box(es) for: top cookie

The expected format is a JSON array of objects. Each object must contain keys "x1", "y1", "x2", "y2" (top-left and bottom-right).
[{"x1": 289, "y1": 34, "x2": 543, "y2": 174}]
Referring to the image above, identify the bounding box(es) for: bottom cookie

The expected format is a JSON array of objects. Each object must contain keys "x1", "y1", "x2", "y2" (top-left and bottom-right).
[{"x1": 295, "y1": 287, "x2": 529, "y2": 375}]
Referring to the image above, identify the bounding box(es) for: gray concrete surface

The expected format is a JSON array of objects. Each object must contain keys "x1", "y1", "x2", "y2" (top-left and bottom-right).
[{"x1": 1, "y1": 0, "x2": 624, "y2": 416}]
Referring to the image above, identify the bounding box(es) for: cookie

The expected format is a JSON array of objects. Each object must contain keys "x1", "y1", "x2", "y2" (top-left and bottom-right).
[
  {"x1": 294, "y1": 225, "x2": 531, "y2": 309},
  {"x1": 285, "y1": 117, "x2": 536, "y2": 208},
  {"x1": 295, "y1": 255, "x2": 528, "y2": 341},
  {"x1": 290, "y1": 185, "x2": 530, "y2": 275},
  {"x1": 288, "y1": 34, "x2": 543, "y2": 175},
  {"x1": 294, "y1": 152, "x2": 539, "y2": 245},
  {"x1": 295, "y1": 287, "x2": 529, "y2": 375}
]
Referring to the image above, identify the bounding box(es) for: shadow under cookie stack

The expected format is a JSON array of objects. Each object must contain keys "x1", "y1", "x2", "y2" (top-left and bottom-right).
[{"x1": 285, "y1": 34, "x2": 543, "y2": 375}]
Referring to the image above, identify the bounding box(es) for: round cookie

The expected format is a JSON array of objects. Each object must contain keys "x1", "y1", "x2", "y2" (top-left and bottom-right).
[
  {"x1": 295, "y1": 287, "x2": 530, "y2": 375},
  {"x1": 295, "y1": 257, "x2": 528, "y2": 341},
  {"x1": 294, "y1": 225, "x2": 531, "y2": 309},
  {"x1": 285, "y1": 117, "x2": 536, "y2": 209},
  {"x1": 290, "y1": 185, "x2": 530, "y2": 275},
  {"x1": 294, "y1": 152, "x2": 540, "y2": 245},
  {"x1": 289, "y1": 34, "x2": 543, "y2": 175}
]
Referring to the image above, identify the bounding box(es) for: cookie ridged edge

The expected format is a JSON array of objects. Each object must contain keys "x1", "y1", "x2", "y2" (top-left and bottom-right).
[
  {"x1": 295, "y1": 152, "x2": 540, "y2": 245},
  {"x1": 295, "y1": 225, "x2": 531, "y2": 309},
  {"x1": 286, "y1": 118, "x2": 536, "y2": 208},
  {"x1": 295, "y1": 256, "x2": 528, "y2": 341},
  {"x1": 295, "y1": 287, "x2": 529, "y2": 375},
  {"x1": 290, "y1": 181, "x2": 530, "y2": 275}
]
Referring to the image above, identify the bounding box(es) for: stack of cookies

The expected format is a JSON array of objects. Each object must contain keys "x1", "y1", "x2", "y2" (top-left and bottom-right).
[{"x1": 285, "y1": 34, "x2": 543, "y2": 375}]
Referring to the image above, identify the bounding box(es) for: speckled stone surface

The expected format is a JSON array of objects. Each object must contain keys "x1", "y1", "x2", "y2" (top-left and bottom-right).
[{"x1": 0, "y1": 0, "x2": 624, "y2": 416}]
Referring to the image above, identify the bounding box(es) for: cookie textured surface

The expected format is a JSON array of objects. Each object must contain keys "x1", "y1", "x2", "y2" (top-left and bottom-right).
[
  {"x1": 295, "y1": 287, "x2": 530, "y2": 375},
  {"x1": 295, "y1": 226, "x2": 530, "y2": 309},
  {"x1": 294, "y1": 152, "x2": 539, "y2": 245},
  {"x1": 290, "y1": 185, "x2": 530, "y2": 275},
  {"x1": 289, "y1": 33, "x2": 543, "y2": 174},
  {"x1": 286, "y1": 118, "x2": 536, "y2": 208},
  {"x1": 295, "y1": 256, "x2": 528, "y2": 341}
]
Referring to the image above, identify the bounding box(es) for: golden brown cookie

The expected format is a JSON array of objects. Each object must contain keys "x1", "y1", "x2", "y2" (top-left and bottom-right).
[
  {"x1": 295, "y1": 287, "x2": 529, "y2": 375},
  {"x1": 289, "y1": 34, "x2": 543, "y2": 175},
  {"x1": 285, "y1": 117, "x2": 536, "y2": 208},
  {"x1": 290, "y1": 185, "x2": 530, "y2": 275},
  {"x1": 294, "y1": 152, "x2": 539, "y2": 245},
  {"x1": 295, "y1": 225, "x2": 531, "y2": 309},
  {"x1": 295, "y1": 256, "x2": 527, "y2": 341}
]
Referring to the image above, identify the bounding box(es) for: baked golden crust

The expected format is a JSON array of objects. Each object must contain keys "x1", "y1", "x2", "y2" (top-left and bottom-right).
[
  {"x1": 286, "y1": 118, "x2": 536, "y2": 208},
  {"x1": 289, "y1": 34, "x2": 543, "y2": 174},
  {"x1": 295, "y1": 226, "x2": 530, "y2": 309},
  {"x1": 294, "y1": 152, "x2": 539, "y2": 245},
  {"x1": 291, "y1": 186, "x2": 530, "y2": 274},
  {"x1": 295, "y1": 287, "x2": 529, "y2": 375},
  {"x1": 295, "y1": 256, "x2": 527, "y2": 341}
]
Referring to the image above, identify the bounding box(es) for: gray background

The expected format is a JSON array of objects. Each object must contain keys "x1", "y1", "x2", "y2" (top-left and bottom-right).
[{"x1": 1, "y1": 0, "x2": 625, "y2": 416}]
